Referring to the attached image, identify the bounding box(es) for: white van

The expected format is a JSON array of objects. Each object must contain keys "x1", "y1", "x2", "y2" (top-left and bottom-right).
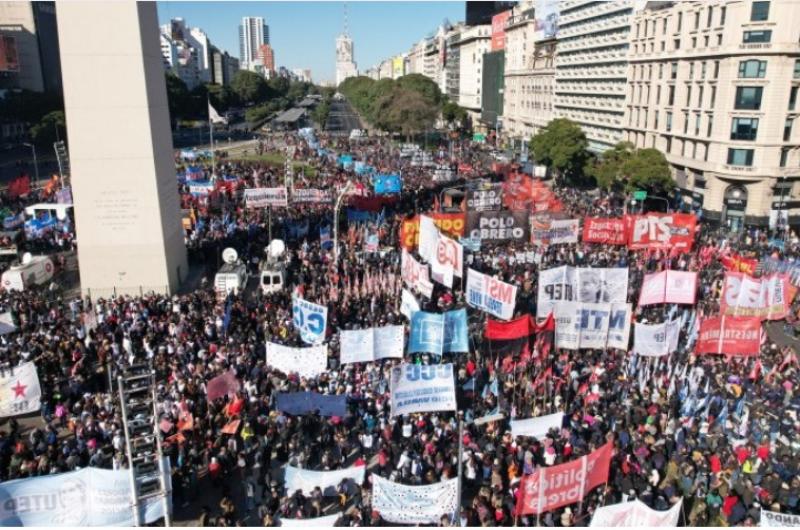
[
  {"x1": 1, "y1": 256, "x2": 55, "y2": 292},
  {"x1": 214, "y1": 263, "x2": 249, "y2": 299},
  {"x1": 259, "y1": 264, "x2": 286, "y2": 295}
]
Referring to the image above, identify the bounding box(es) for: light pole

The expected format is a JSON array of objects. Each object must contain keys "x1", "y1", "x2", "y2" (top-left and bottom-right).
[
  {"x1": 333, "y1": 180, "x2": 354, "y2": 265},
  {"x1": 22, "y1": 143, "x2": 39, "y2": 187}
]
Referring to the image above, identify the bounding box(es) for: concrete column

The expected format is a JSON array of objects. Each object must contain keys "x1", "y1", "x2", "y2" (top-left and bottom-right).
[{"x1": 57, "y1": 1, "x2": 187, "y2": 296}]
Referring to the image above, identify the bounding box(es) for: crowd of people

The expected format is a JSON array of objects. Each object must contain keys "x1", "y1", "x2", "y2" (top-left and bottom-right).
[{"x1": 0, "y1": 129, "x2": 799, "y2": 528}]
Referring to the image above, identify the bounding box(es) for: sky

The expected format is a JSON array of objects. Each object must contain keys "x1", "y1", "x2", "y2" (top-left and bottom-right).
[{"x1": 156, "y1": 1, "x2": 465, "y2": 84}]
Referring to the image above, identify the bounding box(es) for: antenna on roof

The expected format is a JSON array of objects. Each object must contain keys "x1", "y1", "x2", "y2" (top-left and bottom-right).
[{"x1": 344, "y1": 2, "x2": 349, "y2": 36}]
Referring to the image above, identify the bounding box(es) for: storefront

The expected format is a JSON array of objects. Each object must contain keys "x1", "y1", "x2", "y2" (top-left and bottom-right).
[{"x1": 722, "y1": 185, "x2": 747, "y2": 233}]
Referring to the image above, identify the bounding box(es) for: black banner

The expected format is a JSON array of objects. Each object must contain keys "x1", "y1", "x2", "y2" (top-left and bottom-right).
[
  {"x1": 466, "y1": 184, "x2": 504, "y2": 212},
  {"x1": 465, "y1": 210, "x2": 530, "y2": 242}
]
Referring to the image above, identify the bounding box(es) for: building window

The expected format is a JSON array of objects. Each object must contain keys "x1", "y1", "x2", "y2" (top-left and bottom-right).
[
  {"x1": 691, "y1": 37, "x2": 697, "y2": 49},
  {"x1": 666, "y1": 137, "x2": 672, "y2": 153},
  {"x1": 695, "y1": 114, "x2": 701, "y2": 136},
  {"x1": 694, "y1": 12, "x2": 700, "y2": 29},
  {"x1": 717, "y1": 33, "x2": 723, "y2": 46},
  {"x1": 689, "y1": 63, "x2": 694, "y2": 79},
  {"x1": 666, "y1": 111, "x2": 673, "y2": 132},
  {"x1": 707, "y1": 115, "x2": 714, "y2": 137},
  {"x1": 710, "y1": 86, "x2": 717, "y2": 106},
  {"x1": 780, "y1": 147, "x2": 789, "y2": 167},
  {"x1": 659, "y1": 64, "x2": 664, "y2": 79},
  {"x1": 794, "y1": 59, "x2": 800, "y2": 78},
  {"x1": 701, "y1": 62, "x2": 706, "y2": 79},
  {"x1": 743, "y1": 30, "x2": 772, "y2": 43},
  {"x1": 704, "y1": 35, "x2": 710, "y2": 47},
  {"x1": 720, "y1": 6, "x2": 727, "y2": 25},
  {"x1": 662, "y1": 18, "x2": 668, "y2": 34},
  {"x1": 671, "y1": 62, "x2": 678, "y2": 79},
  {"x1": 698, "y1": 86, "x2": 704, "y2": 107},
  {"x1": 751, "y1": 1, "x2": 770, "y2": 21},
  {"x1": 657, "y1": 85, "x2": 662, "y2": 104},
  {"x1": 790, "y1": 86, "x2": 799, "y2": 110},
  {"x1": 674, "y1": 39, "x2": 680, "y2": 50},
  {"x1": 730, "y1": 117, "x2": 759, "y2": 140},
  {"x1": 707, "y1": 6, "x2": 714, "y2": 27},
  {"x1": 684, "y1": 112, "x2": 689, "y2": 134},
  {"x1": 734, "y1": 86, "x2": 763, "y2": 110},
  {"x1": 677, "y1": 12, "x2": 682, "y2": 31},
  {"x1": 785, "y1": 117, "x2": 794, "y2": 141},
  {"x1": 661, "y1": 41, "x2": 666, "y2": 52},
  {"x1": 713, "y1": 61, "x2": 720, "y2": 79},
  {"x1": 654, "y1": 111, "x2": 659, "y2": 129},
  {"x1": 668, "y1": 85, "x2": 675, "y2": 105},
  {"x1": 686, "y1": 86, "x2": 692, "y2": 106},
  {"x1": 727, "y1": 148, "x2": 754, "y2": 166},
  {"x1": 738, "y1": 60, "x2": 767, "y2": 78}
]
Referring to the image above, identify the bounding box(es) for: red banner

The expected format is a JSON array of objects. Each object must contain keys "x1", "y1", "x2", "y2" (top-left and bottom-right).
[
  {"x1": 486, "y1": 315, "x2": 533, "y2": 340},
  {"x1": 582, "y1": 217, "x2": 627, "y2": 245},
  {"x1": 625, "y1": 213, "x2": 697, "y2": 251},
  {"x1": 516, "y1": 442, "x2": 613, "y2": 515},
  {"x1": 399, "y1": 213, "x2": 465, "y2": 250},
  {"x1": 719, "y1": 273, "x2": 796, "y2": 321},
  {"x1": 7, "y1": 174, "x2": 31, "y2": 199},
  {"x1": 695, "y1": 316, "x2": 761, "y2": 356},
  {"x1": 721, "y1": 253, "x2": 758, "y2": 275},
  {"x1": 502, "y1": 173, "x2": 562, "y2": 213}
]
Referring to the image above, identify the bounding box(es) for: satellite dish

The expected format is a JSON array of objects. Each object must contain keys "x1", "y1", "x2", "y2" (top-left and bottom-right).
[
  {"x1": 222, "y1": 247, "x2": 238, "y2": 264},
  {"x1": 268, "y1": 239, "x2": 286, "y2": 259},
  {"x1": 21, "y1": 253, "x2": 33, "y2": 265}
]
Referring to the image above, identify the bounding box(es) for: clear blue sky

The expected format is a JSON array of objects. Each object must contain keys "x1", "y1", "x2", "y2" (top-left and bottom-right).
[{"x1": 156, "y1": 1, "x2": 465, "y2": 84}]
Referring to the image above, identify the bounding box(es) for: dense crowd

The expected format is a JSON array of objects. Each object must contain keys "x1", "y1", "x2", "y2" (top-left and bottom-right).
[{"x1": 0, "y1": 130, "x2": 799, "y2": 528}]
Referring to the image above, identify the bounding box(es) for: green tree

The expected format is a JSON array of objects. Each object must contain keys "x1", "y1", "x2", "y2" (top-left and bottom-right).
[
  {"x1": 206, "y1": 83, "x2": 238, "y2": 112},
  {"x1": 311, "y1": 99, "x2": 331, "y2": 127},
  {"x1": 165, "y1": 72, "x2": 192, "y2": 122},
  {"x1": 29, "y1": 110, "x2": 65, "y2": 145},
  {"x1": 0, "y1": 89, "x2": 62, "y2": 124},
  {"x1": 530, "y1": 118, "x2": 589, "y2": 182},
  {"x1": 622, "y1": 148, "x2": 674, "y2": 193},
  {"x1": 586, "y1": 141, "x2": 634, "y2": 190},
  {"x1": 231, "y1": 70, "x2": 269, "y2": 105},
  {"x1": 442, "y1": 100, "x2": 468, "y2": 128},
  {"x1": 376, "y1": 88, "x2": 437, "y2": 139},
  {"x1": 395, "y1": 73, "x2": 442, "y2": 105},
  {"x1": 267, "y1": 76, "x2": 290, "y2": 99}
]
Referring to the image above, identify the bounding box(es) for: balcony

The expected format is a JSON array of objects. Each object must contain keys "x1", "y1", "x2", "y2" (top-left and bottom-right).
[
  {"x1": 559, "y1": 1, "x2": 631, "y2": 26},
  {"x1": 555, "y1": 64, "x2": 628, "y2": 79},
  {"x1": 558, "y1": 31, "x2": 629, "y2": 53},
  {"x1": 559, "y1": 11, "x2": 632, "y2": 37}
]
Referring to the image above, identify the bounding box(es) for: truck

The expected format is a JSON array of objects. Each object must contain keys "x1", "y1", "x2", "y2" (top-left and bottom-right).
[
  {"x1": 214, "y1": 248, "x2": 248, "y2": 300},
  {"x1": 1, "y1": 255, "x2": 55, "y2": 292},
  {"x1": 259, "y1": 239, "x2": 288, "y2": 295}
]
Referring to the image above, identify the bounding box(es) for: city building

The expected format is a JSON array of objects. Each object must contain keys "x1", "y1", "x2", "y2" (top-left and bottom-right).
[
  {"x1": 455, "y1": 24, "x2": 491, "y2": 121},
  {"x1": 239, "y1": 16, "x2": 269, "y2": 71},
  {"x1": 407, "y1": 38, "x2": 426, "y2": 75},
  {"x1": 623, "y1": 0, "x2": 800, "y2": 229},
  {"x1": 292, "y1": 68, "x2": 312, "y2": 83},
  {"x1": 210, "y1": 46, "x2": 239, "y2": 86},
  {"x1": 188, "y1": 27, "x2": 211, "y2": 84},
  {"x1": 423, "y1": 25, "x2": 449, "y2": 91},
  {"x1": 392, "y1": 55, "x2": 406, "y2": 79},
  {"x1": 554, "y1": 0, "x2": 634, "y2": 153},
  {"x1": 502, "y1": 0, "x2": 558, "y2": 143},
  {"x1": 481, "y1": 9, "x2": 512, "y2": 130},
  {"x1": 258, "y1": 43, "x2": 275, "y2": 74},
  {"x1": 159, "y1": 18, "x2": 212, "y2": 89},
  {"x1": 0, "y1": 1, "x2": 62, "y2": 94},
  {"x1": 466, "y1": 1, "x2": 517, "y2": 26},
  {"x1": 335, "y1": 32, "x2": 358, "y2": 86},
  {"x1": 378, "y1": 58, "x2": 393, "y2": 80},
  {"x1": 444, "y1": 27, "x2": 463, "y2": 105}
]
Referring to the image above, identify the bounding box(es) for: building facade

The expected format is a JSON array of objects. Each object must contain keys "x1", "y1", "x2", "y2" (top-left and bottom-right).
[
  {"x1": 335, "y1": 33, "x2": 358, "y2": 86},
  {"x1": 456, "y1": 24, "x2": 491, "y2": 119},
  {"x1": 258, "y1": 43, "x2": 275, "y2": 74},
  {"x1": 554, "y1": 0, "x2": 634, "y2": 153},
  {"x1": 0, "y1": 1, "x2": 62, "y2": 94},
  {"x1": 239, "y1": 16, "x2": 268, "y2": 71},
  {"x1": 445, "y1": 28, "x2": 462, "y2": 104},
  {"x1": 210, "y1": 46, "x2": 238, "y2": 86},
  {"x1": 623, "y1": 0, "x2": 800, "y2": 228}
]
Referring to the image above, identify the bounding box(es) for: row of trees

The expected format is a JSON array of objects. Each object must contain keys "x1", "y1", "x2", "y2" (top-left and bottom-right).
[
  {"x1": 529, "y1": 118, "x2": 673, "y2": 193},
  {"x1": 338, "y1": 74, "x2": 468, "y2": 137}
]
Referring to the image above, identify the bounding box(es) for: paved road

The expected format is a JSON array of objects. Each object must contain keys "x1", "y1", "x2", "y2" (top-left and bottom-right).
[{"x1": 324, "y1": 99, "x2": 362, "y2": 135}]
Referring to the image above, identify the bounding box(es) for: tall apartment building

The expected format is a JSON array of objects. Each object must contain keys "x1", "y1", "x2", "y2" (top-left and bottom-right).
[
  {"x1": 335, "y1": 33, "x2": 358, "y2": 86},
  {"x1": 407, "y1": 38, "x2": 426, "y2": 75},
  {"x1": 188, "y1": 27, "x2": 211, "y2": 84},
  {"x1": 239, "y1": 16, "x2": 269, "y2": 71},
  {"x1": 445, "y1": 28, "x2": 463, "y2": 104},
  {"x1": 0, "y1": 1, "x2": 62, "y2": 94},
  {"x1": 456, "y1": 24, "x2": 492, "y2": 120},
  {"x1": 210, "y1": 46, "x2": 239, "y2": 86},
  {"x1": 423, "y1": 25, "x2": 449, "y2": 91},
  {"x1": 258, "y1": 43, "x2": 275, "y2": 74},
  {"x1": 623, "y1": 0, "x2": 800, "y2": 228},
  {"x1": 555, "y1": 0, "x2": 634, "y2": 153}
]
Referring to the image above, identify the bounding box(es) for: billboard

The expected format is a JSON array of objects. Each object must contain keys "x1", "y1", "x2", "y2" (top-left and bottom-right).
[
  {"x1": 491, "y1": 10, "x2": 512, "y2": 51},
  {"x1": 392, "y1": 56, "x2": 405, "y2": 78},
  {"x1": 534, "y1": 0, "x2": 559, "y2": 41},
  {"x1": 0, "y1": 35, "x2": 19, "y2": 72}
]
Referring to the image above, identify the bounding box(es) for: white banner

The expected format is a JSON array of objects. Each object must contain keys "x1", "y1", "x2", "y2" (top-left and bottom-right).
[
  {"x1": 339, "y1": 326, "x2": 404, "y2": 364},
  {"x1": 537, "y1": 266, "x2": 629, "y2": 318},
  {"x1": 639, "y1": 270, "x2": 697, "y2": 306},
  {"x1": 633, "y1": 320, "x2": 680, "y2": 357},
  {"x1": 431, "y1": 234, "x2": 463, "y2": 288},
  {"x1": 0, "y1": 361, "x2": 41, "y2": 417},
  {"x1": 266, "y1": 343, "x2": 327, "y2": 379},
  {"x1": 761, "y1": 509, "x2": 800, "y2": 527},
  {"x1": 530, "y1": 218, "x2": 580, "y2": 246},
  {"x1": 400, "y1": 289, "x2": 420, "y2": 321},
  {"x1": 292, "y1": 297, "x2": 328, "y2": 345},
  {"x1": 280, "y1": 513, "x2": 342, "y2": 527},
  {"x1": 244, "y1": 187, "x2": 288, "y2": 208},
  {"x1": 590, "y1": 499, "x2": 682, "y2": 527},
  {"x1": 390, "y1": 363, "x2": 456, "y2": 417},
  {"x1": 554, "y1": 302, "x2": 631, "y2": 350},
  {"x1": 418, "y1": 215, "x2": 439, "y2": 263},
  {"x1": 291, "y1": 188, "x2": 331, "y2": 203},
  {"x1": 283, "y1": 464, "x2": 365, "y2": 496},
  {"x1": 0, "y1": 459, "x2": 170, "y2": 526},
  {"x1": 511, "y1": 412, "x2": 564, "y2": 439},
  {"x1": 466, "y1": 268, "x2": 518, "y2": 320},
  {"x1": 372, "y1": 474, "x2": 458, "y2": 525},
  {"x1": 0, "y1": 312, "x2": 17, "y2": 335},
  {"x1": 401, "y1": 250, "x2": 434, "y2": 298}
]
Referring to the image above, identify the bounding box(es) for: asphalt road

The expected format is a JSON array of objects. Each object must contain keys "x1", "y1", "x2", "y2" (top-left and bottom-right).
[{"x1": 324, "y1": 99, "x2": 363, "y2": 135}]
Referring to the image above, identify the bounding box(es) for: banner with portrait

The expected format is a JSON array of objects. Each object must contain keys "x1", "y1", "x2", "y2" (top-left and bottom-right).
[{"x1": 537, "y1": 266, "x2": 629, "y2": 319}]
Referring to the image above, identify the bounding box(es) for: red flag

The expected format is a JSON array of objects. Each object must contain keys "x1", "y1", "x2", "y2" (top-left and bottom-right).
[
  {"x1": 7, "y1": 174, "x2": 31, "y2": 198},
  {"x1": 486, "y1": 315, "x2": 532, "y2": 340},
  {"x1": 516, "y1": 442, "x2": 613, "y2": 515}
]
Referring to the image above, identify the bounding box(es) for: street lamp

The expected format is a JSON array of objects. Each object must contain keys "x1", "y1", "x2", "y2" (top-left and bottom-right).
[
  {"x1": 333, "y1": 180, "x2": 355, "y2": 265},
  {"x1": 22, "y1": 143, "x2": 39, "y2": 187}
]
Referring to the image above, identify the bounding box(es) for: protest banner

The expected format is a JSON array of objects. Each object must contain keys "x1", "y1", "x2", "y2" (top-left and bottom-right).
[
  {"x1": 633, "y1": 320, "x2": 680, "y2": 357},
  {"x1": 530, "y1": 218, "x2": 580, "y2": 246},
  {"x1": 418, "y1": 214, "x2": 439, "y2": 262},
  {"x1": 291, "y1": 188, "x2": 331, "y2": 203},
  {"x1": 625, "y1": 213, "x2": 697, "y2": 251},
  {"x1": 582, "y1": 217, "x2": 627, "y2": 245},
  {"x1": 537, "y1": 266, "x2": 629, "y2": 319},
  {"x1": 0, "y1": 361, "x2": 41, "y2": 417},
  {"x1": 760, "y1": 510, "x2": 800, "y2": 528},
  {"x1": 206, "y1": 371, "x2": 240, "y2": 402},
  {"x1": 695, "y1": 316, "x2": 761, "y2": 356},
  {"x1": 265, "y1": 343, "x2": 328, "y2": 378},
  {"x1": 466, "y1": 183, "x2": 504, "y2": 211},
  {"x1": 371, "y1": 475, "x2": 459, "y2": 525},
  {"x1": 275, "y1": 392, "x2": 347, "y2": 417},
  {"x1": 0, "y1": 459, "x2": 171, "y2": 526},
  {"x1": 431, "y1": 233, "x2": 463, "y2": 287},
  {"x1": 465, "y1": 210, "x2": 530, "y2": 243},
  {"x1": 638, "y1": 270, "x2": 698, "y2": 306},
  {"x1": 408, "y1": 310, "x2": 469, "y2": 355},
  {"x1": 280, "y1": 514, "x2": 343, "y2": 527},
  {"x1": 292, "y1": 297, "x2": 328, "y2": 344},
  {"x1": 390, "y1": 363, "x2": 456, "y2": 416},
  {"x1": 721, "y1": 253, "x2": 758, "y2": 275},
  {"x1": 399, "y1": 213, "x2": 465, "y2": 250},
  {"x1": 554, "y1": 302, "x2": 632, "y2": 350},
  {"x1": 590, "y1": 499, "x2": 682, "y2": 527},
  {"x1": 244, "y1": 187, "x2": 288, "y2": 208},
  {"x1": 516, "y1": 442, "x2": 613, "y2": 515},
  {"x1": 510, "y1": 412, "x2": 565, "y2": 439},
  {"x1": 720, "y1": 273, "x2": 795, "y2": 320},
  {"x1": 284, "y1": 464, "x2": 365, "y2": 496},
  {"x1": 339, "y1": 325, "x2": 404, "y2": 364},
  {"x1": 373, "y1": 174, "x2": 402, "y2": 194},
  {"x1": 400, "y1": 288, "x2": 421, "y2": 320},
  {"x1": 466, "y1": 268, "x2": 518, "y2": 320},
  {"x1": 759, "y1": 257, "x2": 800, "y2": 287},
  {"x1": 401, "y1": 250, "x2": 434, "y2": 298}
]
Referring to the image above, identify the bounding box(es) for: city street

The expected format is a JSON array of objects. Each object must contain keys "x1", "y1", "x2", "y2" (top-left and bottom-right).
[{"x1": 324, "y1": 98, "x2": 363, "y2": 135}]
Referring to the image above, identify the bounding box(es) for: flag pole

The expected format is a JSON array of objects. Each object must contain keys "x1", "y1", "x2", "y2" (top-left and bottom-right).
[{"x1": 208, "y1": 96, "x2": 215, "y2": 177}]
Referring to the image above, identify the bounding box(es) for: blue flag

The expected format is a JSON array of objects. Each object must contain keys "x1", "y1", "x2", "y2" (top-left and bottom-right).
[
  {"x1": 408, "y1": 309, "x2": 469, "y2": 355},
  {"x1": 373, "y1": 174, "x2": 402, "y2": 194}
]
